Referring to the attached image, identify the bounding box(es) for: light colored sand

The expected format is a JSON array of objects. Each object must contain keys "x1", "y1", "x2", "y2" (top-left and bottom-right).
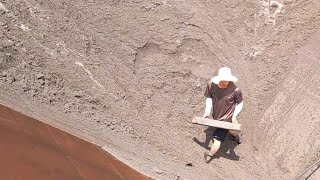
[{"x1": 1, "y1": 0, "x2": 319, "y2": 179}]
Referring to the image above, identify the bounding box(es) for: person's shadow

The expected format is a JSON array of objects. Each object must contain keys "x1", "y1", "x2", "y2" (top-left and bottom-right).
[{"x1": 193, "y1": 126, "x2": 240, "y2": 161}]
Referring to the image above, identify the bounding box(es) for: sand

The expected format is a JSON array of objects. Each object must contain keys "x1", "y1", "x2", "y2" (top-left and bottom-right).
[{"x1": 1, "y1": 0, "x2": 319, "y2": 179}]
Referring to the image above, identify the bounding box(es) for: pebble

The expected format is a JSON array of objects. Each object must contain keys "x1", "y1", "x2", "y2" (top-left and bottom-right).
[
  {"x1": 0, "y1": 71, "x2": 7, "y2": 78},
  {"x1": 154, "y1": 167, "x2": 164, "y2": 174},
  {"x1": 36, "y1": 73, "x2": 45, "y2": 80},
  {"x1": 73, "y1": 91, "x2": 84, "y2": 98}
]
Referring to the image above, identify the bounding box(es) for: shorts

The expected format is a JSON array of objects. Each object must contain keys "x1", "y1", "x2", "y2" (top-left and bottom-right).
[{"x1": 212, "y1": 128, "x2": 228, "y2": 142}]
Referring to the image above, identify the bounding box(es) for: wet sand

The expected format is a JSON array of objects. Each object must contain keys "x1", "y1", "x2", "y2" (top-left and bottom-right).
[{"x1": 0, "y1": 104, "x2": 151, "y2": 180}]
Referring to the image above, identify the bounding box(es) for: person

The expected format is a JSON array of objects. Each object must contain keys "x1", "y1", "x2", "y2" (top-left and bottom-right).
[{"x1": 203, "y1": 67, "x2": 244, "y2": 163}]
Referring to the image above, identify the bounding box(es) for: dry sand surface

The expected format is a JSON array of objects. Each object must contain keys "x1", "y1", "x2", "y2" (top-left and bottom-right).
[{"x1": 1, "y1": 0, "x2": 320, "y2": 179}]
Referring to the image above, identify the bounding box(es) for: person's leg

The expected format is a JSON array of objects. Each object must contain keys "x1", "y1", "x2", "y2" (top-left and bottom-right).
[
  {"x1": 209, "y1": 138, "x2": 221, "y2": 155},
  {"x1": 204, "y1": 128, "x2": 227, "y2": 163},
  {"x1": 204, "y1": 138, "x2": 221, "y2": 163},
  {"x1": 228, "y1": 130, "x2": 238, "y2": 137},
  {"x1": 204, "y1": 126, "x2": 215, "y2": 148}
]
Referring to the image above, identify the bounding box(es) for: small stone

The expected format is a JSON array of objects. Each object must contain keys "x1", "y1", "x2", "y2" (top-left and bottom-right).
[
  {"x1": 160, "y1": 17, "x2": 170, "y2": 21},
  {"x1": 35, "y1": 73, "x2": 45, "y2": 80},
  {"x1": 11, "y1": 77, "x2": 16, "y2": 82},
  {"x1": 73, "y1": 91, "x2": 84, "y2": 98},
  {"x1": 154, "y1": 167, "x2": 164, "y2": 174},
  {"x1": 0, "y1": 71, "x2": 7, "y2": 77},
  {"x1": 271, "y1": 3, "x2": 278, "y2": 8},
  {"x1": 20, "y1": 61, "x2": 27, "y2": 68}
]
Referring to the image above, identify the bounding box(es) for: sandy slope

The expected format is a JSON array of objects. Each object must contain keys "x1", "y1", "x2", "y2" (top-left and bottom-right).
[{"x1": 1, "y1": 0, "x2": 319, "y2": 179}]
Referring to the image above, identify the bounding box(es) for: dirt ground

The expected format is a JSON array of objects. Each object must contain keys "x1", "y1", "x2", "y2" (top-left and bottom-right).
[
  {"x1": 0, "y1": 104, "x2": 151, "y2": 180},
  {"x1": 1, "y1": 0, "x2": 320, "y2": 179}
]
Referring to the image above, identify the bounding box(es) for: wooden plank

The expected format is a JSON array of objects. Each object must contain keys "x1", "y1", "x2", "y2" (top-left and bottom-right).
[{"x1": 192, "y1": 116, "x2": 241, "y2": 130}]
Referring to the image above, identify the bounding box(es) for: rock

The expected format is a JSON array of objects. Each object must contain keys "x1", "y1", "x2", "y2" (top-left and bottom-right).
[
  {"x1": 20, "y1": 61, "x2": 27, "y2": 68},
  {"x1": 11, "y1": 76, "x2": 16, "y2": 82},
  {"x1": 35, "y1": 73, "x2": 45, "y2": 80},
  {"x1": 0, "y1": 71, "x2": 7, "y2": 78},
  {"x1": 154, "y1": 167, "x2": 164, "y2": 174},
  {"x1": 73, "y1": 90, "x2": 84, "y2": 98}
]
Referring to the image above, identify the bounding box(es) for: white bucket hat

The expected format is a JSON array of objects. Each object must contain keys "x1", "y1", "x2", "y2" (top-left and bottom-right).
[{"x1": 211, "y1": 67, "x2": 238, "y2": 84}]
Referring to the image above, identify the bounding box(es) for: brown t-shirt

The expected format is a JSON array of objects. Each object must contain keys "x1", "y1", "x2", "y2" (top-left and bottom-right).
[{"x1": 204, "y1": 81, "x2": 243, "y2": 122}]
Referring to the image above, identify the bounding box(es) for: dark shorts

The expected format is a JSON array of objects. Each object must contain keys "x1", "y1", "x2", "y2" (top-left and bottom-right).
[{"x1": 212, "y1": 128, "x2": 228, "y2": 142}]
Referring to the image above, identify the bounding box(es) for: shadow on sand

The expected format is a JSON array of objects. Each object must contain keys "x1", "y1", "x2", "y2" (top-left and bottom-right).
[{"x1": 193, "y1": 127, "x2": 240, "y2": 161}]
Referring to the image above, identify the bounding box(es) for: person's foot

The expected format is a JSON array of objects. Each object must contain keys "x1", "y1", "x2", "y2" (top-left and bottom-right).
[
  {"x1": 234, "y1": 135, "x2": 242, "y2": 144},
  {"x1": 204, "y1": 152, "x2": 214, "y2": 163},
  {"x1": 230, "y1": 135, "x2": 242, "y2": 144}
]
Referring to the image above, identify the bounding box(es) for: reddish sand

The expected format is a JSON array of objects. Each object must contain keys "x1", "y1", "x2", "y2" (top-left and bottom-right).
[{"x1": 0, "y1": 104, "x2": 151, "y2": 180}]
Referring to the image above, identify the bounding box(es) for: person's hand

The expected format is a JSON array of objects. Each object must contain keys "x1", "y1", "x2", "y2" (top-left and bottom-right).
[
  {"x1": 203, "y1": 112, "x2": 210, "y2": 118},
  {"x1": 232, "y1": 116, "x2": 238, "y2": 124}
]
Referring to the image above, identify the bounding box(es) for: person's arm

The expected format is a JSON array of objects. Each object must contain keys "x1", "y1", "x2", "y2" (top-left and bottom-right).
[
  {"x1": 232, "y1": 87, "x2": 244, "y2": 123},
  {"x1": 203, "y1": 81, "x2": 213, "y2": 118},
  {"x1": 203, "y1": 98, "x2": 212, "y2": 118},
  {"x1": 232, "y1": 101, "x2": 243, "y2": 123}
]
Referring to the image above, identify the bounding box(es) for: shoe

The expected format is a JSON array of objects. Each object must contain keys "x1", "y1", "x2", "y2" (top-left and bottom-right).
[
  {"x1": 234, "y1": 135, "x2": 242, "y2": 144},
  {"x1": 230, "y1": 135, "x2": 242, "y2": 144},
  {"x1": 204, "y1": 152, "x2": 214, "y2": 163}
]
